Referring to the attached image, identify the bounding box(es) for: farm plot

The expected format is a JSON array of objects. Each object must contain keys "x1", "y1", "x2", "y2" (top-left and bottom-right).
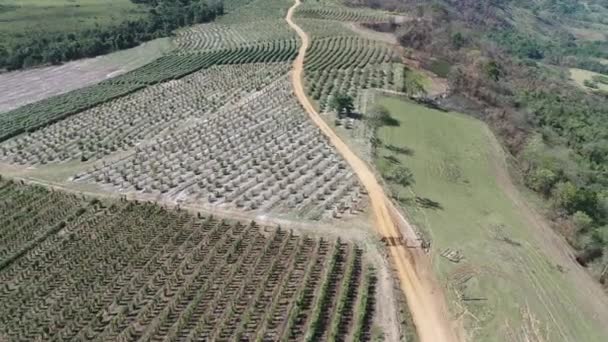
[
  {"x1": 0, "y1": 38, "x2": 173, "y2": 113},
  {"x1": 175, "y1": 20, "x2": 295, "y2": 51},
  {"x1": 303, "y1": 36, "x2": 401, "y2": 111},
  {"x1": 297, "y1": 18, "x2": 359, "y2": 38},
  {"x1": 296, "y1": 4, "x2": 391, "y2": 22},
  {"x1": 0, "y1": 179, "x2": 377, "y2": 341},
  {"x1": 75, "y1": 76, "x2": 367, "y2": 220},
  {"x1": 0, "y1": 41, "x2": 298, "y2": 143},
  {"x1": 307, "y1": 64, "x2": 403, "y2": 111},
  {"x1": 305, "y1": 37, "x2": 397, "y2": 71},
  {"x1": 0, "y1": 63, "x2": 291, "y2": 165}
]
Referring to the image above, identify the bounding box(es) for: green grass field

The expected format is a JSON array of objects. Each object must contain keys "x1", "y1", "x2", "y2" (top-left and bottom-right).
[
  {"x1": 374, "y1": 96, "x2": 607, "y2": 341},
  {"x1": 0, "y1": 0, "x2": 146, "y2": 38}
]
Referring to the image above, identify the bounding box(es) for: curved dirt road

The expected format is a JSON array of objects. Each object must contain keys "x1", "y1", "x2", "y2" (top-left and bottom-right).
[{"x1": 286, "y1": 1, "x2": 459, "y2": 341}]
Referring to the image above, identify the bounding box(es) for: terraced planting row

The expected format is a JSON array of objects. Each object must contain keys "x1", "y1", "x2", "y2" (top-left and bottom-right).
[
  {"x1": 175, "y1": 20, "x2": 295, "y2": 51},
  {"x1": 0, "y1": 63, "x2": 291, "y2": 164},
  {"x1": 76, "y1": 77, "x2": 367, "y2": 220},
  {"x1": 296, "y1": 5, "x2": 391, "y2": 22},
  {"x1": 301, "y1": 36, "x2": 401, "y2": 112},
  {"x1": 0, "y1": 41, "x2": 298, "y2": 143},
  {"x1": 305, "y1": 37, "x2": 397, "y2": 72},
  {"x1": 0, "y1": 179, "x2": 377, "y2": 341},
  {"x1": 307, "y1": 63, "x2": 404, "y2": 111}
]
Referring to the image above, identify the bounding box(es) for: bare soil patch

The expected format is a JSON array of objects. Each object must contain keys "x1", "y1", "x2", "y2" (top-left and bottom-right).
[{"x1": 0, "y1": 38, "x2": 172, "y2": 113}]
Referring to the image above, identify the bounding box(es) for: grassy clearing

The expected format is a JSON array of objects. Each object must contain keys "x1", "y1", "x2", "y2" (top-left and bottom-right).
[
  {"x1": 374, "y1": 96, "x2": 607, "y2": 341},
  {"x1": 0, "y1": 0, "x2": 145, "y2": 38},
  {"x1": 569, "y1": 67, "x2": 608, "y2": 92}
]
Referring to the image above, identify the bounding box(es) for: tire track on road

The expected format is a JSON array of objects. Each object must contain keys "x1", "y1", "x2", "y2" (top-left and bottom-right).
[{"x1": 285, "y1": 2, "x2": 460, "y2": 341}]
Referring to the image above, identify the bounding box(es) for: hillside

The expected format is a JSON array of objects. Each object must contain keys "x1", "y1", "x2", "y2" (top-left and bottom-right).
[
  {"x1": 347, "y1": 0, "x2": 608, "y2": 287},
  {"x1": 0, "y1": 0, "x2": 223, "y2": 70},
  {"x1": 1, "y1": 0, "x2": 607, "y2": 341}
]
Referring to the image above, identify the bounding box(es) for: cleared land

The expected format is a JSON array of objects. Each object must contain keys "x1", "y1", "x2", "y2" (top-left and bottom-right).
[
  {"x1": 0, "y1": 38, "x2": 174, "y2": 113},
  {"x1": 569, "y1": 67, "x2": 608, "y2": 92},
  {"x1": 0, "y1": 179, "x2": 376, "y2": 341},
  {"x1": 374, "y1": 96, "x2": 608, "y2": 341}
]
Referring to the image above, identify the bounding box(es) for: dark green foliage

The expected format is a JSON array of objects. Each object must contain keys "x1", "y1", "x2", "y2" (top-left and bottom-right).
[
  {"x1": 384, "y1": 166, "x2": 415, "y2": 187},
  {"x1": 0, "y1": 0, "x2": 224, "y2": 70},
  {"x1": 489, "y1": 30, "x2": 545, "y2": 60},
  {"x1": 329, "y1": 93, "x2": 355, "y2": 118},
  {"x1": 451, "y1": 32, "x2": 465, "y2": 49},
  {"x1": 427, "y1": 59, "x2": 451, "y2": 78},
  {"x1": 484, "y1": 60, "x2": 502, "y2": 81},
  {"x1": 369, "y1": 105, "x2": 399, "y2": 129}
]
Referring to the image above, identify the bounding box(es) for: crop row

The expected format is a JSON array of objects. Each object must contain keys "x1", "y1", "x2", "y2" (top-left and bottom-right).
[
  {"x1": 75, "y1": 77, "x2": 367, "y2": 220},
  {"x1": 0, "y1": 180, "x2": 376, "y2": 341},
  {"x1": 296, "y1": 5, "x2": 391, "y2": 22},
  {"x1": 0, "y1": 179, "x2": 87, "y2": 270},
  {"x1": 0, "y1": 40, "x2": 298, "y2": 143},
  {"x1": 218, "y1": 0, "x2": 294, "y2": 24},
  {"x1": 297, "y1": 18, "x2": 360, "y2": 38},
  {"x1": 175, "y1": 19, "x2": 295, "y2": 51},
  {"x1": 305, "y1": 36, "x2": 397, "y2": 72},
  {"x1": 306, "y1": 63, "x2": 404, "y2": 111},
  {"x1": 0, "y1": 63, "x2": 291, "y2": 165}
]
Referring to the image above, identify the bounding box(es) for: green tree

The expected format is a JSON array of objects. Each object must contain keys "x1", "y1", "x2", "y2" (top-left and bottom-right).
[
  {"x1": 484, "y1": 60, "x2": 502, "y2": 81},
  {"x1": 552, "y1": 182, "x2": 599, "y2": 215},
  {"x1": 573, "y1": 211, "x2": 593, "y2": 232},
  {"x1": 369, "y1": 105, "x2": 399, "y2": 129},
  {"x1": 404, "y1": 77, "x2": 427, "y2": 97},
  {"x1": 552, "y1": 181, "x2": 578, "y2": 212},
  {"x1": 527, "y1": 168, "x2": 557, "y2": 196},
  {"x1": 329, "y1": 93, "x2": 354, "y2": 118},
  {"x1": 389, "y1": 166, "x2": 415, "y2": 187},
  {"x1": 451, "y1": 32, "x2": 465, "y2": 49}
]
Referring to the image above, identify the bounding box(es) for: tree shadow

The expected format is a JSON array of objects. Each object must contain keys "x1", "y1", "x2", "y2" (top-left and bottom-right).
[
  {"x1": 380, "y1": 116, "x2": 400, "y2": 126},
  {"x1": 346, "y1": 111, "x2": 364, "y2": 120},
  {"x1": 383, "y1": 155, "x2": 401, "y2": 165},
  {"x1": 415, "y1": 196, "x2": 443, "y2": 210},
  {"x1": 386, "y1": 144, "x2": 414, "y2": 156}
]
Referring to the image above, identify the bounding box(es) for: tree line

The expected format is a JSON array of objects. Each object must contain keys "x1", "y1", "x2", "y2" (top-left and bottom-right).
[
  {"x1": 0, "y1": 0, "x2": 224, "y2": 70},
  {"x1": 349, "y1": 0, "x2": 608, "y2": 278}
]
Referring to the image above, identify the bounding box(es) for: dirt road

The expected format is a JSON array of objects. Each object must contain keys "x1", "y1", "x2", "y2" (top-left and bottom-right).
[{"x1": 285, "y1": 1, "x2": 460, "y2": 341}]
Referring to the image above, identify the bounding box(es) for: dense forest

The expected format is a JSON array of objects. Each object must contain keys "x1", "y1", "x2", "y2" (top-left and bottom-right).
[
  {"x1": 351, "y1": 0, "x2": 608, "y2": 282},
  {"x1": 0, "y1": 0, "x2": 224, "y2": 70}
]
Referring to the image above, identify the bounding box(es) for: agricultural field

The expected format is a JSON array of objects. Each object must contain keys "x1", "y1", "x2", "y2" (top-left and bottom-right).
[
  {"x1": 175, "y1": 20, "x2": 295, "y2": 51},
  {"x1": 0, "y1": 0, "x2": 420, "y2": 341},
  {"x1": 0, "y1": 0, "x2": 146, "y2": 39},
  {"x1": 0, "y1": 38, "x2": 174, "y2": 113},
  {"x1": 0, "y1": 63, "x2": 293, "y2": 164},
  {"x1": 0, "y1": 42, "x2": 298, "y2": 142},
  {"x1": 296, "y1": 3, "x2": 391, "y2": 22},
  {"x1": 372, "y1": 96, "x2": 608, "y2": 341},
  {"x1": 0, "y1": 179, "x2": 379, "y2": 341},
  {"x1": 74, "y1": 75, "x2": 366, "y2": 221}
]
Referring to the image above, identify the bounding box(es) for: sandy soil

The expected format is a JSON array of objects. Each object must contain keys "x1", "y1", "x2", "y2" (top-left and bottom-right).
[{"x1": 286, "y1": 1, "x2": 461, "y2": 341}]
